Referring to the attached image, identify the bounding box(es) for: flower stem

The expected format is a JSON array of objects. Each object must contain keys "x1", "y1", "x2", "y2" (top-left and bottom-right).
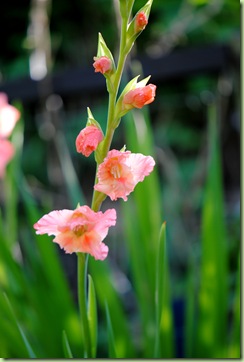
[
  {"x1": 78, "y1": 14, "x2": 131, "y2": 355},
  {"x1": 77, "y1": 252, "x2": 92, "y2": 358},
  {"x1": 90, "y1": 17, "x2": 129, "y2": 212}
]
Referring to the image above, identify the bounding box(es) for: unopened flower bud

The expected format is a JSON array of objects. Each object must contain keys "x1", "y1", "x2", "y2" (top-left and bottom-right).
[
  {"x1": 76, "y1": 125, "x2": 104, "y2": 157},
  {"x1": 93, "y1": 56, "x2": 112, "y2": 75},
  {"x1": 123, "y1": 84, "x2": 156, "y2": 110},
  {"x1": 135, "y1": 11, "x2": 148, "y2": 32}
]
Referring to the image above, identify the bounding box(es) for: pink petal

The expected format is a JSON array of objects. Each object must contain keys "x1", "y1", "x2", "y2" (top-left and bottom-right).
[
  {"x1": 94, "y1": 149, "x2": 155, "y2": 201},
  {"x1": 34, "y1": 206, "x2": 116, "y2": 260},
  {"x1": 0, "y1": 139, "x2": 15, "y2": 178},
  {"x1": 54, "y1": 229, "x2": 108, "y2": 260},
  {"x1": 126, "y1": 153, "x2": 155, "y2": 183},
  {"x1": 34, "y1": 209, "x2": 73, "y2": 236},
  {"x1": 89, "y1": 241, "x2": 109, "y2": 260},
  {"x1": 0, "y1": 104, "x2": 20, "y2": 138},
  {"x1": 94, "y1": 208, "x2": 117, "y2": 237}
]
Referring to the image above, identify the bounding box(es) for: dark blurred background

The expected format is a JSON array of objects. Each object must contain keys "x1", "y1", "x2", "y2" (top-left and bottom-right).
[{"x1": 0, "y1": 0, "x2": 240, "y2": 304}]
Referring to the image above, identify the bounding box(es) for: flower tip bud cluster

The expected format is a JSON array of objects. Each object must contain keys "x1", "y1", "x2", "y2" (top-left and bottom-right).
[
  {"x1": 135, "y1": 11, "x2": 148, "y2": 33},
  {"x1": 93, "y1": 56, "x2": 112, "y2": 75}
]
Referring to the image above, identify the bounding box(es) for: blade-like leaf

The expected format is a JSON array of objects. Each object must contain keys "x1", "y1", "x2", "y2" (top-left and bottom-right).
[
  {"x1": 62, "y1": 330, "x2": 74, "y2": 358},
  {"x1": 89, "y1": 257, "x2": 135, "y2": 358},
  {"x1": 105, "y1": 302, "x2": 117, "y2": 358},
  {"x1": 4, "y1": 294, "x2": 36, "y2": 358},
  {"x1": 197, "y1": 104, "x2": 228, "y2": 357},
  {"x1": 87, "y1": 274, "x2": 97, "y2": 358},
  {"x1": 154, "y1": 222, "x2": 174, "y2": 358},
  {"x1": 122, "y1": 108, "x2": 163, "y2": 357}
]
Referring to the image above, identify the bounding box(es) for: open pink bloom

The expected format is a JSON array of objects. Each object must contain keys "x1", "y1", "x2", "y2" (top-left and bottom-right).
[
  {"x1": 33, "y1": 205, "x2": 117, "y2": 260},
  {"x1": 0, "y1": 138, "x2": 15, "y2": 178},
  {"x1": 123, "y1": 84, "x2": 156, "y2": 110},
  {"x1": 0, "y1": 93, "x2": 20, "y2": 138},
  {"x1": 94, "y1": 149, "x2": 155, "y2": 201},
  {"x1": 93, "y1": 56, "x2": 112, "y2": 74},
  {"x1": 135, "y1": 11, "x2": 148, "y2": 32},
  {"x1": 76, "y1": 125, "x2": 104, "y2": 157}
]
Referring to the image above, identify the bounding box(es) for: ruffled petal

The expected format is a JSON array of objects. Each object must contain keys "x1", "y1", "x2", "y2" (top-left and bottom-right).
[
  {"x1": 126, "y1": 153, "x2": 155, "y2": 183},
  {"x1": 34, "y1": 209, "x2": 73, "y2": 236}
]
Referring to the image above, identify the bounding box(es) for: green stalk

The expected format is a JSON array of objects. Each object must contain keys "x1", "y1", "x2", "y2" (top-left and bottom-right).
[{"x1": 77, "y1": 253, "x2": 92, "y2": 358}]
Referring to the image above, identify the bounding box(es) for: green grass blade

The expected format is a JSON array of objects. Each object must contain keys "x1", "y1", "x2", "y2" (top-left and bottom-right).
[
  {"x1": 228, "y1": 253, "x2": 240, "y2": 357},
  {"x1": 184, "y1": 258, "x2": 196, "y2": 357},
  {"x1": 105, "y1": 302, "x2": 117, "y2": 358},
  {"x1": 89, "y1": 257, "x2": 135, "y2": 358},
  {"x1": 62, "y1": 330, "x2": 74, "y2": 358},
  {"x1": 4, "y1": 294, "x2": 36, "y2": 358},
  {"x1": 87, "y1": 274, "x2": 97, "y2": 358},
  {"x1": 154, "y1": 222, "x2": 174, "y2": 358},
  {"x1": 197, "y1": 103, "x2": 228, "y2": 357},
  {"x1": 122, "y1": 108, "x2": 163, "y2": 356},
  {"x1": 55, "y1": 130, "x2": 86, "y2": 206}
]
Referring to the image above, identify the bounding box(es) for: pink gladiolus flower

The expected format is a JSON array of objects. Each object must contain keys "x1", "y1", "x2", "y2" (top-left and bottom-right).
[
  {"x1": 123, "y1": 84, "x2": 156, "y2": 110},
  {"x1": 135, "y1": 11, "x2": 148, "y2": 32},
  {"x1": 76, "y1": 125, "x2": 104, "y2": 157},
  {"x1": 93, "y1": 56, "x2": 112, "y2": 74},
  {"x1": 94, "y1": 149, "x2": 155, "y2": 201},
  {"x1": 33, "y1": 205, "x2": 117, "y2": 260},
  {"x1": 0, "y1": 93, "x2": 20, "y2": 138},
  {"x1": 0, "y1": 138, "x2": 15, "y2": 178}
]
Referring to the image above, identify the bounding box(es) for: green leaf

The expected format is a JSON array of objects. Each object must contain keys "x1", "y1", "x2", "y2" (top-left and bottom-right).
[
  {"x1": 3, "y1": 294, "x2": 36, "y2": 358},
  {"x1": 54, "y1": 130, "x2": 86, "y2": 206},
  {"x1": 122, "y1": 108, "x2": 163, "y2": 357},
  {"x1": 105, "y1": 303, "x2": 117, "y2": 358},
  {"x1": 154, "y1": 223, "x2": 174, "y2": 358},
  {"x1": 62, "y1": 330, "x2": 74, "y2": 358},
  {"x1": 89, "y1": 258, "x2": 135, "y2": 358},
  {"x1": 228, "y1": 253, "x2": 240, "y2": 357},
  {"x1": 197, "y1": 103, "x2": 228, "y2": 357},
  {"x1": 184, "y1": 258, "x2": 196, "y2": 357},
  {"x1": 87, "y1": 274, "x2": 97, "y2": 358}
]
